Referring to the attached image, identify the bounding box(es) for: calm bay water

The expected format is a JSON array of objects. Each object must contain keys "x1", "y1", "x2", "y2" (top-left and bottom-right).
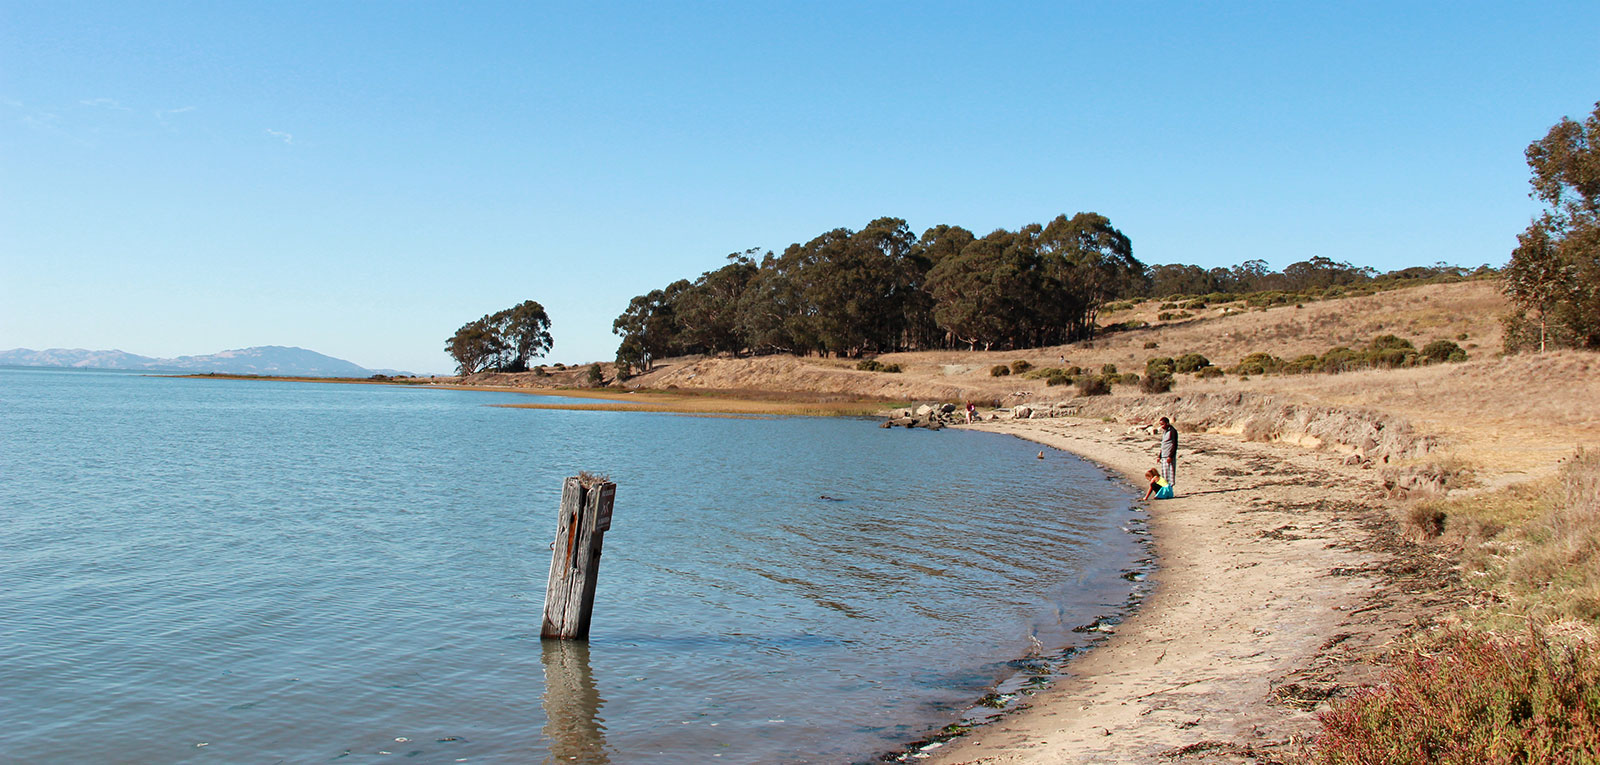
[{"x1": 0, "y1": 367, "x2": 1142, "y2": 763}]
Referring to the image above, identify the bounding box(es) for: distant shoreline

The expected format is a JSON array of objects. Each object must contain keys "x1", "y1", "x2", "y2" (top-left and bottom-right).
[{"x1": 170, "y1": 372, "x2": 909, "y2": 417}]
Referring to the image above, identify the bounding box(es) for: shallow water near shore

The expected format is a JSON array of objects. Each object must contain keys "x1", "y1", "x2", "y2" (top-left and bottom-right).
[{"x1": 1, "y1": 367, "x2": 1141, "y2": 763}]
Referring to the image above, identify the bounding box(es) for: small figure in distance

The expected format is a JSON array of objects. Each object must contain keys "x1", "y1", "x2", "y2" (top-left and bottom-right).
[
  {"x1": 965, "y1": 401, "x2": 976, "y2": 424},
  {"x1": 1142, "y1": 468, "x2": 1174, "y2": 500},
  {"x1": 1157, "y1": 416, "x2": 1178, "y2": 494}
]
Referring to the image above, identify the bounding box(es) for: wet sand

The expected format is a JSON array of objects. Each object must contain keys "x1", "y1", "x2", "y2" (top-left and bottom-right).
[{"x1": 920, "y1": 417, "x2": 1447, "y2": 764}]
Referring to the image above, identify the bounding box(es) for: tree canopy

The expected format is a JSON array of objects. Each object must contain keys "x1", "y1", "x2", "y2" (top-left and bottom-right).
[
  {"x1": 446, "y1": 300, "x2": 552, "y2": 374},
  {"x1": 612, "y1": 213, "x2": 1144, "y2": 369},
  {"x1": 611, "y1": 211, "x2": 1487, "y2": 370},
  {"x1": 1504, "y1": 101, "x2": 1600, "y2": 351}
]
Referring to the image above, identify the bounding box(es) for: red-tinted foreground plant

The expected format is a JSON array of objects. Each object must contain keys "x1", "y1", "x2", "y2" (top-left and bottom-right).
[{"x1": 1313, "y1": 629, "x2": 1600, "y2": 764}]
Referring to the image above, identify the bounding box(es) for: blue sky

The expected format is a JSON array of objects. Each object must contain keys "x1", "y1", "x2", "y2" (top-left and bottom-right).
[{"x1": 3, "y1": 2, "x2": 1597, "y2": 374}]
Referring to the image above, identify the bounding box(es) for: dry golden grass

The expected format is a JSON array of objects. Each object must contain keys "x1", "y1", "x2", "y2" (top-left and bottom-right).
[
  {"x1": 1235, "y1": 350, "x2": 1600, "y2": 479},
  {"x1": 1420, "y1": 451, "x2": 1600, "y2": 634},
  {"x1": 867, "y1": 280, "x2": 1508, "y2": 384}
]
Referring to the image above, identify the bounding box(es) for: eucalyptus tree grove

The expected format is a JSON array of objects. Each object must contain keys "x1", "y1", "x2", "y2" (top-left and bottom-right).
[{"x1": 612, "y1": 213, "x2": 1146, "y2": 370}]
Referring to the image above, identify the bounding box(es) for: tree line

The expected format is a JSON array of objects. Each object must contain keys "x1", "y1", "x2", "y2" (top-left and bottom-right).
[
  {"x1": 609, "y1": 213, "x2": 1480, "y2": 374},
  {"x1": 612, "y1": 213, "x2": 1144, "y2": 372}
]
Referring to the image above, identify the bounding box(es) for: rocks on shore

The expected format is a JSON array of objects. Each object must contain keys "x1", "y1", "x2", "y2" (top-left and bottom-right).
[{"x1": 881, "y1": 401, "x2": 1082, "y2": 429}]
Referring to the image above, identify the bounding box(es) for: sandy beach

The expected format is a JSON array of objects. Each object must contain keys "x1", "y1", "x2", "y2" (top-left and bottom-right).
[{"x1": 920, "y1": 417, "x2": 1460, "y2": 764}]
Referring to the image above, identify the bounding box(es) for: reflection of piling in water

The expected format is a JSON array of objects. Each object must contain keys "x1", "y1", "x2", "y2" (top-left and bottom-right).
[
  {"x1": 542, "y1": 475, "x2": 616, "y2": 639},
  {"x1": 540, "y1": 639, "x2": 609, "y2": 764}
]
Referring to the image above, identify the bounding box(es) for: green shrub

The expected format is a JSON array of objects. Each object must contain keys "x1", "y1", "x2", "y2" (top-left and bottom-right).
[
  {"x1": 1233, "y1": 352, "x2": 1284, "y2": 376},
  {"x1": 1245, "y1": 290, "x2": 1297, "y2": 308},
  {"x1": 1181, "y1": 299, "x2": 1208, "y2": 310},
  {"x1": 1196, "y1": 366, "x2": 1224, "y2": 379},
  {"x1": 1369, "y1": 334, "x2": 1416, "y2": 352},
  {"x1": 1285, "y1": 354, "x2": 1321, "y2": 374},
  {"x1": 587, "y1": 364, "x2": 605, "y2": 385},
  {"x1": 1064, "y1": 366, "x2": 1083, "y2": 376},
  {"x1": 990, "y1": 364, "x2": 1011, "y2": 377},
  {"x1": 1174, "y1": 353, "x2": 1211, "y2": 373},
  {"x1": 533, "y1": 366, "x2": 549, "y2": 377},
  {"x1": 1158, "y1": 302, "x2": 1179, "y2": 310},
  {"x1": 1144, "y1": 340, "x2": 1160, "y2": 349},
  {"x1": 856, "y1": 359, "x2": 883, "y2": 371},
  {"x1": 1010, "y1": 359, "x2": 1032, "y2": 374},
  {"x1": 883, "y1": 363, "x2": 901, "y2": 373},
  {"x1": 1045, "y1": 372, "x2": 1072, "y2": 386},
  {"x1": 1076, "y1": 376, "x2": 1111, "y2": 396},
  {"x1": 1319, "y1": 346, "x2": 1362, "y2": 374},
  {"x1": 1117, "y1": 373, "x2": 1140, "y2": 385},
  {"x1": 1139, "y1": 373, "x2": 1174, "y2": 393},
  {"x1": 1146, "y1": 357, "x2": 1176, "y2": 377},
  {"x1": 1312, "y1": 630, "x2": 1600, "y2": 765},
  {"x1": 1421, "y1": 339, "x2": 1467, "y2": 364},
  {"x1": 1100, "y1": 363, "x2": 1118, "y2": 375},
  {"x1": 1369, "y1": 347, "x2": 1415, "y2": 368}
]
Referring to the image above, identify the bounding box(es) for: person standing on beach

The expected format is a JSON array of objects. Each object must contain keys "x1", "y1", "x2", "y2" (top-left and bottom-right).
[{"x1": 1158, "y1": 417, "x2": 1178, "y2": 494}]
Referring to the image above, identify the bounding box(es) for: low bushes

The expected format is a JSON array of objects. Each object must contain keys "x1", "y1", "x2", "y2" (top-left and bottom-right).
[
  {"x1": 1175, "y1": 353, "x2": 1211, "y2": 373},
  {"x1": 1139, "y1": 373, "x2": 1174, "y2": 393},
  {"x1": 856, "y1": 359, "x2": 902, "y2": 373},
  {"x1": 990, "y1": 364, "x2": 1011, "y2": 377},
  {"x1": 1312, "y1": 629, "x2": 1600, "y2": 764},
  {"x1": 1023, "y1": 367, "x2": 1076, "y2": 386},
  {"x1": 1229, "y1": 335, "x2": 1469, "y2": 377},
  {"x1": 1076, "y1": 376, "x2": 1111, "y2": 396},
  {"x1": 1010, "y1": 359, "x2": 1032, "y2": 374},
  {"x1": 1421, "y1": 339, "x2": 1468, "y2": 363}
]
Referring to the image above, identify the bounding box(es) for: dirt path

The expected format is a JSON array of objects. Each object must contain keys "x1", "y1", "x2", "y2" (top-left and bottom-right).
[{"x1": 920, "y1": 419, "x2": 1459, "y2": 764}]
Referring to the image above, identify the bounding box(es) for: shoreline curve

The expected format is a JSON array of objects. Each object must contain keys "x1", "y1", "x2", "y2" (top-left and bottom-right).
[{"x1": 914, "y1": 417, "x2": 1395, "y2": 764}]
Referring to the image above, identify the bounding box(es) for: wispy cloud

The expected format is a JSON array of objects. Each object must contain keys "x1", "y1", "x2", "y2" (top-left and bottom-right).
[
  {"x1": 265, "y1": 128, "x2": 293, "y2": 144},
  {"x1": 154, "y1": 105, "x2": 196, "y2": 126},
  {"x1": 79, "y1": 97, "x2": 132, "y2": 111}
]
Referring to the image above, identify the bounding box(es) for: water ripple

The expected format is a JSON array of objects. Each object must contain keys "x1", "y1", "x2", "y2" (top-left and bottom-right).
[{"x1": 0, "y1": 368, "x2": 1141, "y2": 763}]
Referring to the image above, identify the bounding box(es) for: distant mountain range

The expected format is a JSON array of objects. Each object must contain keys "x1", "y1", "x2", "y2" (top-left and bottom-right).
[{"x1": 0, "y1": 346, "x2": 413, "y2": 378}]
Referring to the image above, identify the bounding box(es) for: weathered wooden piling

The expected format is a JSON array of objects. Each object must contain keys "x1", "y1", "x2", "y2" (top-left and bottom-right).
[{"x1": 541, "y1": 475, "x2": 616, "y2": 640}]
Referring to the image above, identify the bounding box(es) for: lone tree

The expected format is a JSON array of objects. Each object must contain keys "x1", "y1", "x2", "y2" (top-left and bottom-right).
[
  {"x1": 1504, "y1": 101, "x2": 1600, "y2": 351},
  {"x1": 446, "y1": 300, "x2": 553, "y2": 374}
]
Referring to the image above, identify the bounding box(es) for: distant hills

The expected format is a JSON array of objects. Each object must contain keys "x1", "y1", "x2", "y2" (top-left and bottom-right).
[{"x1": 0, "y1": 346, "x2": 413, "y2": 378}]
